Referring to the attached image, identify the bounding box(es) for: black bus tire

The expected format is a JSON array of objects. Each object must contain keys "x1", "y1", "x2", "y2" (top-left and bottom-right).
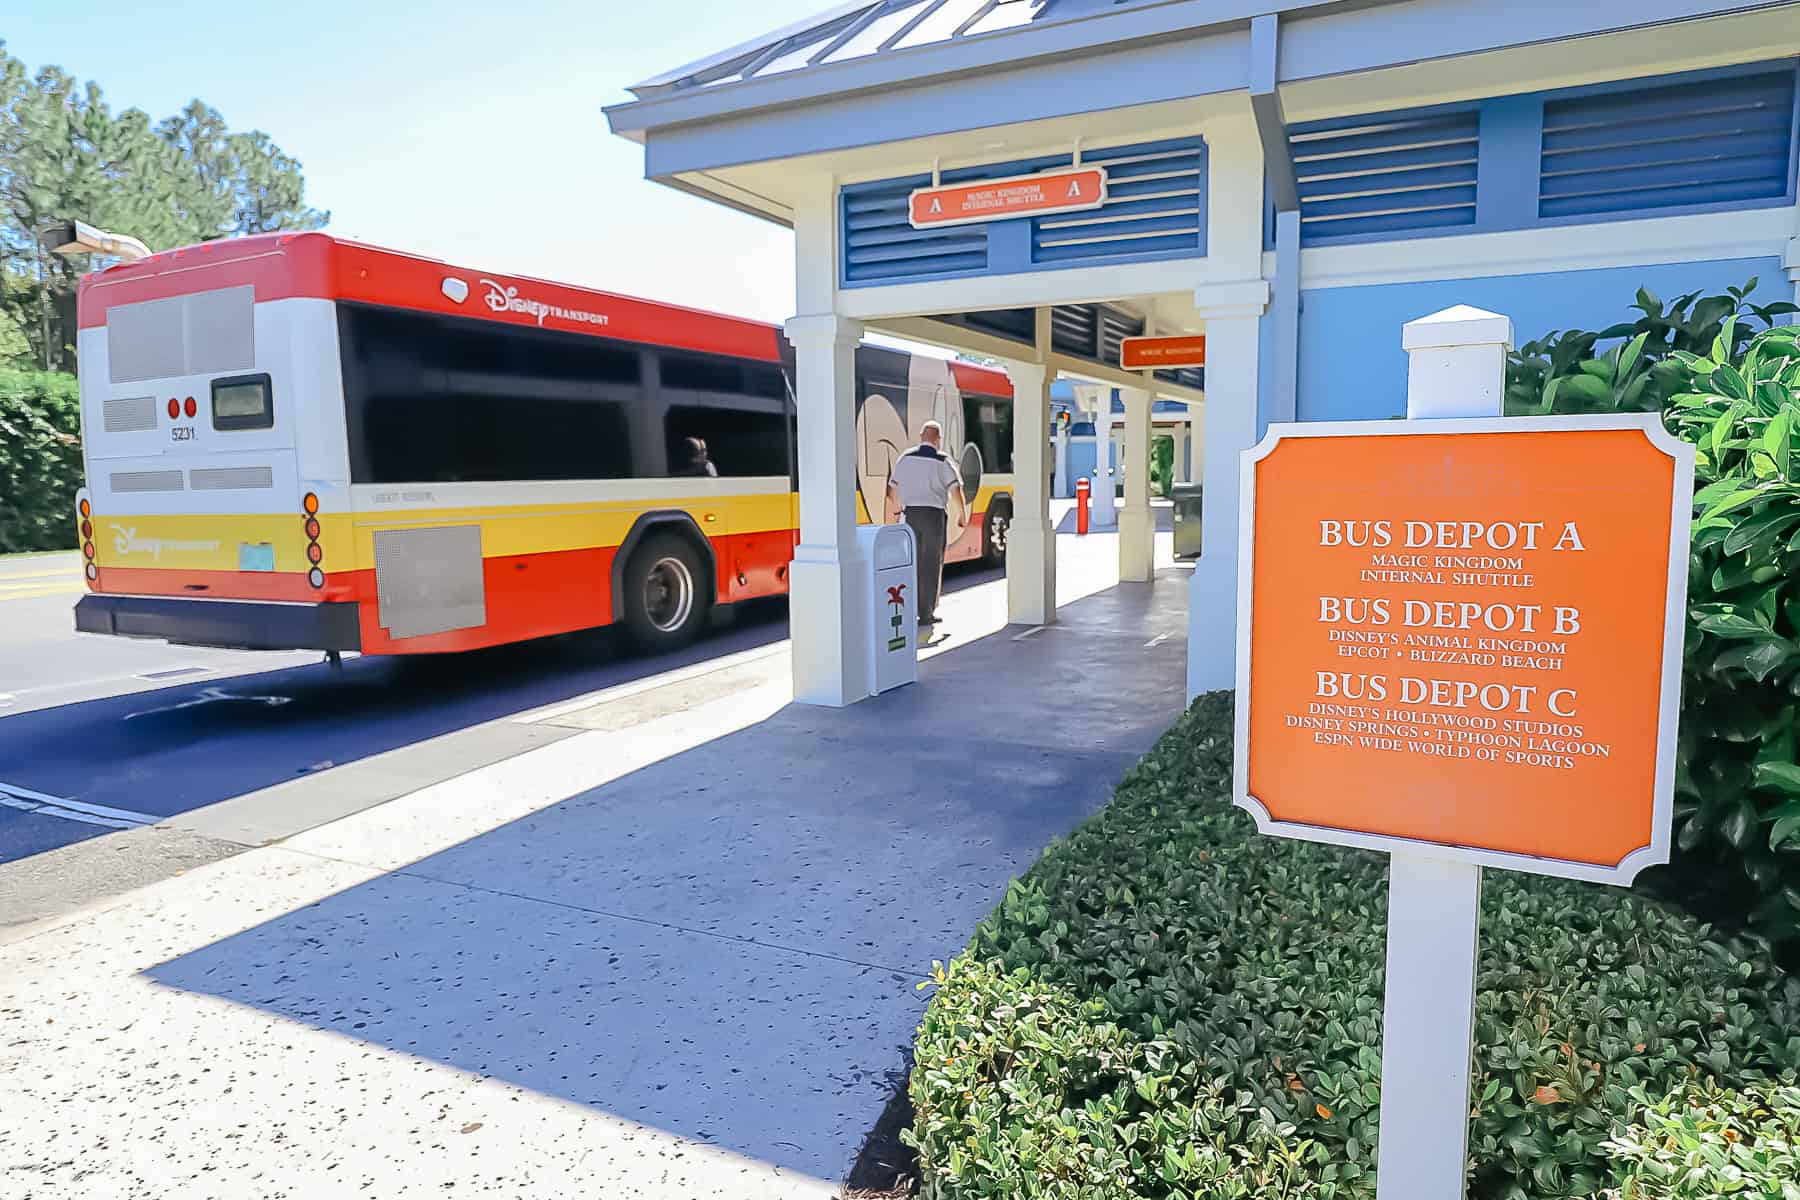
[
  {"x1": 621, "y1": 532, "x2": 711, "y2": 652},
  {"x1": 983, "y1": 500, "x2": 1012, "y2": 566}
]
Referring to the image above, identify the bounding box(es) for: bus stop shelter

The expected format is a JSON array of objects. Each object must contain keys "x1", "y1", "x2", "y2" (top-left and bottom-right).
[{"x1": 605, "y1": 0, "x2": 1800, "y2": 706}]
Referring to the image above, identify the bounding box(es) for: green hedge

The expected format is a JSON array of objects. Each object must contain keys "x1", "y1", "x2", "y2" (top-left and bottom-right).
[
  {"x1": 908, "y1": 694, "x2": 1800, "y2": 1199},
  {"x1": 1603, "y1": 1075, "x2": 1799, "y2": 1198},
  {"x1": 0, "y1": 369, "x2": 82, "y2": 554}
]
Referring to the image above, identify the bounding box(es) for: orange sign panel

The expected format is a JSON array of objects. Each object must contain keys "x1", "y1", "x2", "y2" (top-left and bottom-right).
[
  {"x1": 1120, "y1": 335, "x2": 1206, "y2": 370},
  {"x1": 909, "y1": 167, "x2": 1108, "y2": 229},
  {"x1": 1234, "y1": 417, "x2": 1692, "y2": 882}
]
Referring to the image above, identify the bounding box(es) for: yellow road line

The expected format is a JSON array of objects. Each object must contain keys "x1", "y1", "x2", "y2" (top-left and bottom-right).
[
  {"x1": 0, "y1": 570, "x2": 81, "y2": 584},
  {"x1": 0, "y1": 583, "x2": 84, "y2": 601},
  {"x1": 0, "y1": 574, "x2": 80, "y2": 589}
]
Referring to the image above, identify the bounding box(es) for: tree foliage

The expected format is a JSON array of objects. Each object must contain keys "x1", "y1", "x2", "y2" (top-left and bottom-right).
[
  {"x1": 0, "y1": 368, "x2": 81, "y2": 552},
  {"x1": 0, "y1": 41, "x2": 328, "y2": 371}
]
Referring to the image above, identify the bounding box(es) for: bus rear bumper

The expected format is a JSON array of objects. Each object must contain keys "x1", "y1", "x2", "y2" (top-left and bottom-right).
[{"x1": 75, "y1": 594, "x2": 363, "y2": 652}]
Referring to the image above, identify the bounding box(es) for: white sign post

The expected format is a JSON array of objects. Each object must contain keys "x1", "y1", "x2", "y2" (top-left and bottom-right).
[{"x1": 1372, "y1": 305, "x2": 1510, "y2": 1200}]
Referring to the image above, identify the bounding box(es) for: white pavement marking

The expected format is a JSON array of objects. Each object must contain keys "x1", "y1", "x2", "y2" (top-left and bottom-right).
[
  {"x1": 1145, "y1": 632, "x2": 1172, "y2": 648},
  {"x1": 124, "y1": 685, "x2": 293, "y2": 720},
  {"x1": 0, "y1": 782, "x2": 159, "y2": 829}
]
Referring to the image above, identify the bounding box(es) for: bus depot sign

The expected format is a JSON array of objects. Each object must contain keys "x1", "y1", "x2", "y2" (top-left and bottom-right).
[
  {"x1": 1233, "y1": 414, "x2": 1693, "y2": 883},
  {"x1": 1119, "y1": 334, "x2": 1206, "y2": 370},
  {"x1": 1232, "y1": 305, "x2": 1692, "y2": 1200},
  {"x1": 909, "y1": 166, "x2": 1107, "y2": 229}
]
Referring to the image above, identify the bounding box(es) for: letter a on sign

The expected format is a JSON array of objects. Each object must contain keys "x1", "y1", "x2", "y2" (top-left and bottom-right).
[
  {"x1": 1068, "y1": 180, "x2": 1085, "y2": 198},
  {"x1": 928, "y1": 198, "x2": 943, "y2": 214}
]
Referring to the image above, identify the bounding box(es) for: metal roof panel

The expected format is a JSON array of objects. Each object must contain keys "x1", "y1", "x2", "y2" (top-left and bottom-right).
[{"x1": 627, "y1": 0, "x2": 1180, "y2": 97}]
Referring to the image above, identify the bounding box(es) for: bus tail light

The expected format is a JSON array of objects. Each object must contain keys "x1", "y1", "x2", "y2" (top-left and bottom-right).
[
  {"x1": 302, "y1": 493, "x2": 324, "y2": 586},
  {"x1": 79, "y1": 498, "x2": 90, "y2": 519},
  {"x1": 183, "y1": 396, "x2": 197, "y2": 418},
  {"x1": 167, "y1": 397, "x2": 180, "y2": 419},
  {"x1": 85, "y1": 562, "x2": 98, "y2": 581}
]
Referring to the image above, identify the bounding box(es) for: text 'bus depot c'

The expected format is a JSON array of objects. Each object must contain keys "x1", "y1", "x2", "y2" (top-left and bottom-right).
[{"x1": 71, "y1": 232, "x2": 1017, "y2": 655}]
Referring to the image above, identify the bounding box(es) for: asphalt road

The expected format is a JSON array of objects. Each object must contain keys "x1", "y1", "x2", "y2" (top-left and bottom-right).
[{"x1": 0, "y1": 554, "x2": 1002, "y2": 871}]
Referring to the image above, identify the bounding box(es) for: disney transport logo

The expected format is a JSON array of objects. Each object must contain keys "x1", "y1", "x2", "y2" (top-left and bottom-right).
[{"x1": 478, "y1": 279, "x2": 610, "y2": 328}]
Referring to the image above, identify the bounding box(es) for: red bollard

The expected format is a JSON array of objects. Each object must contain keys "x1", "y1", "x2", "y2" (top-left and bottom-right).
[{"x1": 1075, "y1": 476, "x2": 1091, "y2": 535}]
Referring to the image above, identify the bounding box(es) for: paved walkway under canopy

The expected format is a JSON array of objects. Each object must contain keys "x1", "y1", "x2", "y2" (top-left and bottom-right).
[{"x1": 0, "y1": 536, "x2": 1191, "y2": 1198}]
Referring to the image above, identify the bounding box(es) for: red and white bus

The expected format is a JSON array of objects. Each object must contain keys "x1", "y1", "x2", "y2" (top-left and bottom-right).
[{"x1": 71, "y1": 233, "x2": 1016, "y2": 655}]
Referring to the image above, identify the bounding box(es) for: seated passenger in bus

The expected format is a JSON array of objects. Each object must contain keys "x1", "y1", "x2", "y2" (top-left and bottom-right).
[{"x1": 673, "y1": 437, "x2": 718, "y2": 477}]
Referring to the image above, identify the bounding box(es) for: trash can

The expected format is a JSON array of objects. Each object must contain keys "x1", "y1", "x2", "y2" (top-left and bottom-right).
[
  {"x1": 859, "y1": 522, "x2": 918, "y2": 695},
  {"x1": 1169, "y1": 484, "x2": 1203, "y2": 561}
]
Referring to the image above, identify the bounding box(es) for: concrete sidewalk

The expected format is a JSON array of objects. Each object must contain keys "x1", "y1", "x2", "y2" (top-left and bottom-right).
[{"x1": 0, "y1": 533, "x2": 1191, "y2": 1198}]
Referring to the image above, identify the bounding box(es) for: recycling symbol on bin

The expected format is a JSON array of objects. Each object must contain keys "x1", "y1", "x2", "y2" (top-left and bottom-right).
[{"x1": 886, "y1": 584, "x2": 908, "y2": 652}]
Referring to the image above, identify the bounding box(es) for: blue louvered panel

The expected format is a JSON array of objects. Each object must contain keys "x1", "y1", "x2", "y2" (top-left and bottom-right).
[
  {"x1": 1539, "y1": 71, "x2": 1796, "y2": 219},
  {"x1": 1098, "y1": 307, "x2": 1145, "y2": 366},
  {"x1": 1050, "y1": 304, "x2": 1098, "y2": 358},
  {"x1": 1031, "y1": 137, "x2": 1206, "y2": 264},
  {"x1": 1289, "y1": 109, "x2": 1480, "y2": 244},
  {"x1": 841, "y1": 174, "x2": 989, "y2": 283}
]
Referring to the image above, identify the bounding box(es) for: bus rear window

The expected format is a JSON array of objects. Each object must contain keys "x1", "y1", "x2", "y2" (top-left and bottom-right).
[{"x1": 212, "y1": 374, "x2": 273, "y2": 430}]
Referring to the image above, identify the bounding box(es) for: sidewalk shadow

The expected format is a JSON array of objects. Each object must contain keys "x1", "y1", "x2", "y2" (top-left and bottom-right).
[{"x1": 144, "y1": 574, "x2": 1189, "y2": 1182}]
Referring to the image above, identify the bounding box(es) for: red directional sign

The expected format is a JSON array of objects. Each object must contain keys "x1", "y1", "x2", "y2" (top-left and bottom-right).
[
  {"x1": 1120, "y1": 335, "x2": 1207, "y2": 370},
  {"x1": 909, "y1": 167, "x2": 1108, "y2": 229}
]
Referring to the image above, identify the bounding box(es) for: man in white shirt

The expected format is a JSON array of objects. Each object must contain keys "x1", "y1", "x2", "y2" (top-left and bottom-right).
[{"x1": 885, "y1": 421, "x2": 966, "y2": 630}]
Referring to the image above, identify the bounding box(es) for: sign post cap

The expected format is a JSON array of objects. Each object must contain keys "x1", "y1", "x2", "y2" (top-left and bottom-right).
[{"x1": 1402, "y1": 305, "x2": 1514, "y2": 353}]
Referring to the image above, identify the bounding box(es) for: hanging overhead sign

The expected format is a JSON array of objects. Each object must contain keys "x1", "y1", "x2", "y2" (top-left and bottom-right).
[
  {"x1": 1233, "y1": 414, "x2": 1693, "y2": 884},
  {"x1": 1120, "y1": 334, "x2": 1206, "y2": 370},
  {"x1": 909, "y1": 167, "x2": 1108, "y2": 229}
]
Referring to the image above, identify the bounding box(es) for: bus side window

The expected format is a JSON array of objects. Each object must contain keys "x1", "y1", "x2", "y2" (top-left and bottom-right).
[
  {"x1": 341, "y1": 304, "x2": 647, "y2": 484},
  {"x1": 962, "y1": 392, "x2": 1015, "y2": 474},
  {"x1": 656, "y1": 350, "x2": 789, "y2": 479}
]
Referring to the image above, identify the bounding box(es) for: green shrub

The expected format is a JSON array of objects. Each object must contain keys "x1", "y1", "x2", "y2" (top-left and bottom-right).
[
  {"x1": 909, "y1": 694, "x2": 1800, "y2": 1200},
  {"x1": 1505, "y1": 281, "x2": 1796, "y2": 417},
  {"x1": 0, "y1": 368, "x2": 82, "y2": 553},
  {"x1": 1503, "y1": 281, "x2": 1800, "y2": 951},
  {"x1": 1659, "y1": 322, "x2": 1800, "y2": 948},
  {"x1": 1601, "y1": 1076, "x2": 1799, "y2": 1199}
]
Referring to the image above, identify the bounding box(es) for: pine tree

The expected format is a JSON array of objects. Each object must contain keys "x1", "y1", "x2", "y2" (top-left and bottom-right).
[{"x1": 0, "y1": 42, "x2": 328, "y2": 370}]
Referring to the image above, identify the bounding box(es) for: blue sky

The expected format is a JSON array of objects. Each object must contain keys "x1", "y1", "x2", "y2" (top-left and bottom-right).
[{"x1": 4, "y1": 0, "x2": 834, "y2": 322}]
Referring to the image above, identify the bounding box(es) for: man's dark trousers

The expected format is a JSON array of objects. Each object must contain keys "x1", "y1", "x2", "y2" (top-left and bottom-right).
[{"x1": 903, "y1": 506, "x2": 948, "y2": 623}]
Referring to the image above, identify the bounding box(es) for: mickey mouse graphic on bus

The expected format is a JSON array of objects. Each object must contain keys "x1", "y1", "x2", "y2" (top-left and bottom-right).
[{"x1": 854, "y1": 354, "x2": 986, "y2": 553}]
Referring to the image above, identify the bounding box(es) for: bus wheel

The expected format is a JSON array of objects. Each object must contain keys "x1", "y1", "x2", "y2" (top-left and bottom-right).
[
  {"x1": 623, "y1": 533, "x2": 710, "y2": 652},
  {"x1": 983, "y1": 503, "x2": 1011, "y2": 565}
]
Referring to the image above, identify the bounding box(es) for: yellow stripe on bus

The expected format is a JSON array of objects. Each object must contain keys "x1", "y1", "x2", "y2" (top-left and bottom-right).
[{"x1": 85, "y1": 485, "x2": 1009, "y2": 575}]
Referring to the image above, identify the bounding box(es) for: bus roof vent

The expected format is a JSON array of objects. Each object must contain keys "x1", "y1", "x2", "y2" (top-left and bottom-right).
[
  {"x1": 102, "y1": 395, "x2": 158, "y2": 433},
  {"x1": 110, "y1": 469, "x2": 185, "y2": 493},
  {"x1": 190, "y1": 466, "x2": 274, "y2": 491}
]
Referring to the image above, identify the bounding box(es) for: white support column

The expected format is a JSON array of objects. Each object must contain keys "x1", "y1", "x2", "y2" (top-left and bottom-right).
[
  {"x1": 1086, "y1": 386, "x2": 1117, "y2": 529},
  {"x1": 784, "y1": 313, "x2": 869, "y2": 706},
  {"x1": 1053, "y1": 416, "x2": 1071, "y2": 499},
  {"x1": 1118, "y1": 386, "x2": 1154, "y2": 582},
  {"x1": 1005, "y1": 359, "x2": 1056, "y2": 626},
  {"x1": 1171, "y1": 423, "x2": 1190, "y2": 484},
  {"x1": 1186, "y1": 282, "x2": 1269, "y2": 698},
  {"x1": 1374, "y1": 302, "x2": 1511, "y2": 1200}
]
